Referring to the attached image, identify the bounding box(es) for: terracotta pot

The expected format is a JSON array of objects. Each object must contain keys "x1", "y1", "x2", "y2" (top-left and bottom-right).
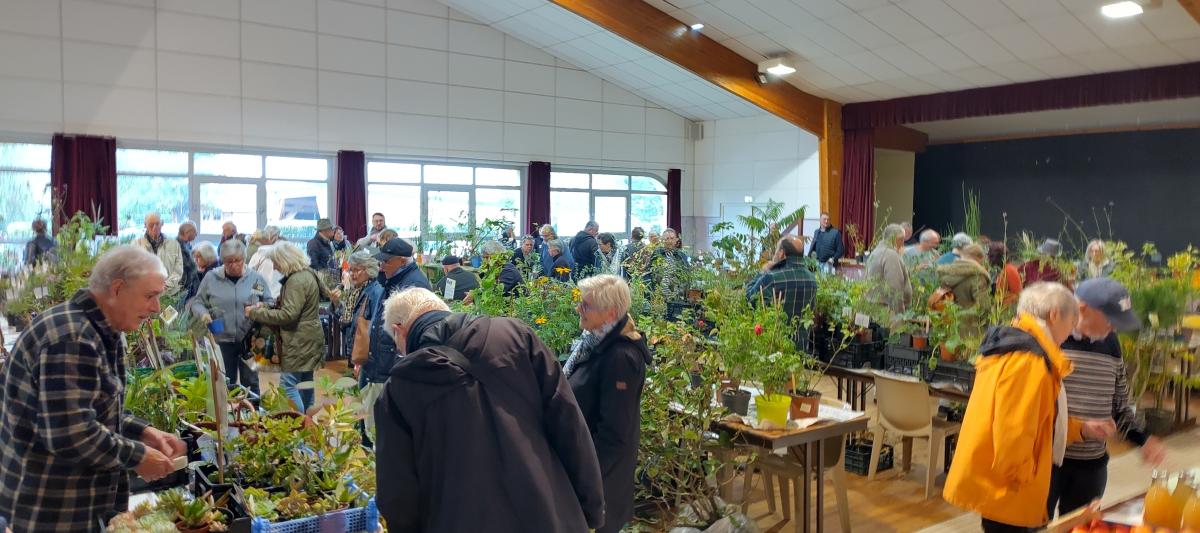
[
  {"x1": 686, "y1": 288, "x2": 703, "y2": 303},
  {"x1": 856, "y1": 329, "x2": 873, "y2": 344},
  {"x1": 939, "y1": 343, "x2": 956, "y2": 362},
  {"x1": 176, "y1": 522, "x2": 210, "y2": 533},
  {"x1": 789, "y1": 390, "x2": 821, "y2": 420},
  {"x1": 716, "y1": 378, "x2": 740, "y2": 403},
  {"x1": 912, "y1": 335, "x2": 929, "y2": 349}
]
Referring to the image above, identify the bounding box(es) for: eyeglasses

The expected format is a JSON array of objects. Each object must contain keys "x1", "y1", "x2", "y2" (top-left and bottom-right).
[{"x1": 577, "y1": 299, "x2": 595, "y2": 313}]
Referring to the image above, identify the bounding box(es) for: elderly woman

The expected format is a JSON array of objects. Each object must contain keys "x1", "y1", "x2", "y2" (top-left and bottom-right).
[
  {"x1": 944, "y1": 282, "x2": 1116, "y2": 532},
  {"x1": 190, "y1": 239, "x2": 272, "y2": 394},
  {"x1": 865, "y1": 224, "x2": 911, "y2": 314},
  {"x1": 341, "y1": 250, "x2": 387, "y2": 436},
  {"x1": 246, "y1": 240, "x2": 330, "y2": 412},
  {"x1": 564, "y1": 275, "x2": 652, "y2": 533},
  {"x1": 937, "y1": 243, "x2": 992, "y2": 311},
  {"x1": 547, "y1": 239, "x2": 572, "y2": 282},
  {"x1": 1076, "y1": 239, "x2": 1114, "y2": 281},
  {"x1": 538, "y1": 224, "x2": 574, "y2": 276},
  {"x1": 193, "y1": 241, "x2": 218, "y2": 277}
]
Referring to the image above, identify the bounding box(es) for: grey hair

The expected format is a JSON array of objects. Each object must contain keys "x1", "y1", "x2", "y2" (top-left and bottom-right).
[
  {"x1": 901, "y1": 221, "x2": 912, "y2": 231},
  {"x1": 481, "y1": 240, "x2": 506, "y2": 257},
  {"x1": 194, "y1": 242, "x2": 218, "y2": 265},
  {"x1": 383, "y1": 287, "x2": 450, "y2": 343},
  {"x1": 577, "y1": 274, "x2": 631, "y2": 318},
  {"x1": 219, "y1": 238, "x2": 246, "y2": 261},
  {"x1": 585, "y1": 220, "x2": 599, "y2": 230},
  {"x1": 879, "y1": 224, "x2": 904, "y2": 246},
  {"x1": 661, "y1": 228, "x2": 678, "y2": 238},
  {"x1": 919, "y1": 229, "x2": 940, "y2": 244},
  {"x1": 539, "y1": 224, "x2": 557, "y2": 239},
  {"x1": 348, "y1": 249, "x2": 380, "y2": 278},
  {"x1": 951, "y1": 232, "x2": 973, "y2": 250},
  {"x1": 89, "y1": 245, "x2": 167, "y2": 292},
  {"x1": 547, "y1": 239, "x2": 565, "y2": 254},
  {"x1": 262, "y1": 225, "x2": 281, "y2": 242},
  {"x1": 178, "y1": 221, "x2": 196, "y2": 234},
  {"x1": 1017, "y1": 282, "x2": 1079, "y2": 323},
  {"x1": 268, "y1": 240, "x2": 311, "y2": 275}
]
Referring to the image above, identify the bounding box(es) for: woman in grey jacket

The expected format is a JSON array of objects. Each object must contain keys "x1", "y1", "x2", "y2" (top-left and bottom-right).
[{"x1": 190, "y1": 239, "x2": 273, "y2": 394}]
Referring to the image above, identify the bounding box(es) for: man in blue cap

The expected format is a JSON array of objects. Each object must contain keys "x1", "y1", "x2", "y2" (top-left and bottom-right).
[{"x1": 1047, "y1": 277, "x2": 1166, "y2": 518}]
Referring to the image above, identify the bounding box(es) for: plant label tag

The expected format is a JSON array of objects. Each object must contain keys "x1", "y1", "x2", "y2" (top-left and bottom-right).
[
  {"x1": 443, "y1": 278, "x2": 457, "y2": 300},
  {"x1": 5, "y1": 289, "x2": 13, "y2": 301},
  {"x1": 841, "y1": 306, "x2": 852, "y2": 318},
  {"x1": 854, "y1": 312, "x2": 870, "y2": 329},
  {"x1": 161, "y1": 305, "x2": 178, "y2": 325},
  {"x1": 35, "y1": 286, "x2": 48, "y2": 299}
]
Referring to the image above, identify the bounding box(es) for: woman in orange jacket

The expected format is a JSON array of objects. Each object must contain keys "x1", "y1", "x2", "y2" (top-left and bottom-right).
[{"x1": 943, "y1": 282, "x2": 1116, "y2": 532}]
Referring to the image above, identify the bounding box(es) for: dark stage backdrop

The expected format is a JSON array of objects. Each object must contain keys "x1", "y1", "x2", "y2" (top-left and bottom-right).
[{"x1": 913, "y1": 127, "x2": 1200, "y2": 256}]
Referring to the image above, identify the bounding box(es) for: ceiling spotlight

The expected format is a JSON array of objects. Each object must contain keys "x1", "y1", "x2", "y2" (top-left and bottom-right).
[
  {"x1": 758, "y1": 57, "x2": 795, "y2": 77},
  {"x1": 690, "y1": 23, "x2": 704, "y2": 30},
  {"x1": 1101, "y1": 0, "x2": 1144, "y2": 17},
  {"x1": 755, "y1": 73, "x2": 769, "y2": 85}
]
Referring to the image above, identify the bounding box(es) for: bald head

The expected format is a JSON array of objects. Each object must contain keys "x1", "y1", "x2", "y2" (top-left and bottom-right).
[
  {"x1": 918, "y1": 229, "x2": 941, "y2": 251},
  {"x1": 144, "y1": 212, "x2": 163, "y2": 239},
  {"x1": 778, "y1": 235, "x2": 803, "y2": 257}
]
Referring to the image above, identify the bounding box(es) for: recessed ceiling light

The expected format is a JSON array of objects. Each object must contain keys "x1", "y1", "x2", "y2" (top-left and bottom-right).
[
  {"x1": 690, "y1": 23, "x2": 704, "y2": 30},
  {"x1": 766, "y1": 64, "x2": 796, "y2": 76},
  {"x1": 757, "y1": 57, "x2": 795, "y2": 77},
  {"x1": 1101, "y1": 1, "x2": 1143, "y2": 18}
]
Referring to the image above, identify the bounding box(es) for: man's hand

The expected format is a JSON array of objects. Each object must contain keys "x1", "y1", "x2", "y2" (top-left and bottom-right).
[
  {"x1": 141, "y1": 426, "x2": 186, "y2": 458},
  {"x1": 133, "y1": 448, "x2": 174, "y2": 481},
  {"x1": 1141, "y1": 436, "x2": 1167, "y2": 466},
  {"x1": 1081, "y1": 418, "x2": 1117, "y2": 440}
]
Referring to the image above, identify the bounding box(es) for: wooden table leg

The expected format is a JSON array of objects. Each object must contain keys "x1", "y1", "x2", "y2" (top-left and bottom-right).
[{"x1": 814, "y1": 439, "x2": 825, "y2": 533}]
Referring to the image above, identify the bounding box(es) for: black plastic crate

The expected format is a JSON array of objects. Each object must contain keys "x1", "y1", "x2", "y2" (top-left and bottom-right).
[
  {"x1": 129, "y1": 467, "x2": 188, "y2": 494},
  {"x1": 665, "y1": 301, "x2": 702, "y2": 322},
  {"x1": 944, "y1": 434, "x2": 958, "y2": 474},
  {"x1": 883, "y1": 344, "x2": 933, "y2": 379},
  {"x1": 844, "y1": 439, "x2": 893, "y2": 476},
  {"x1": 929, "y1": 359, "x2": 976, "y2": 393}
]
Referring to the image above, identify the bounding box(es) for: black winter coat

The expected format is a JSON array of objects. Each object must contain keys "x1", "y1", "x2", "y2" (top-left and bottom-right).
[
  {"x1": 810, "y1": 226, "x2": 845, "y2": 263},
  {"x1": 571, "y1": 231, "x2": 599, "y2": 276},
  {"x1": 375, "y1": 313, "x2": 606, "y2": 533},
  {"x1": 566, "y1": 315, "x2": 651, "y2": 533}
]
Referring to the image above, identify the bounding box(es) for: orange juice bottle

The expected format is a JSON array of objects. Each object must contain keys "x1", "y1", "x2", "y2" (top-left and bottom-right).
[
  {"x1": 1184, "y1": 482, "x2": 1200, "y2": 530},
  {"x1": 1145, "y1": 470, "x2": 1183, "y2": 529},
  {"x1": 1176, "y1": 473, "x2": 1196, "y2": 512}
]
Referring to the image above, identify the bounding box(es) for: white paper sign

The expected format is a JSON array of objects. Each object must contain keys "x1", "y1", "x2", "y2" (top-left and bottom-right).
[
  {"x1": 35, "y1": 286, "x2": 48, "y2": 299},
  {"x1": 443, "y1": 277, "x2": 457, "y2": 300},
  {"x1": 841, "y1": 306, "x2": 852, "y2": 318},
  {"x1": 854, "y1": 312, "x2": 870, "y2": 329},
  {"x1": 160, "y1": 305, "x2": 178, "y2": 325}
]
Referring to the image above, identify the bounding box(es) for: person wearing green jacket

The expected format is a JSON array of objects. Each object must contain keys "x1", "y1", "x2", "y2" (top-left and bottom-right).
[
  {"x1": 247, "y1": 240, "x2": 338, "y2": 412},
  {"x1": 936, "y1": 244, "x2": 992, "y2": 311}
]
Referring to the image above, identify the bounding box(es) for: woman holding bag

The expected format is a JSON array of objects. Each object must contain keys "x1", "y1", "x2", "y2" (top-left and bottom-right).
[
  {"x1": 190, "y1": 239, "x2": 271, "y2": 395},
  {"x1": 344, "y1": 251, "x2": 385, "y2": 437}
]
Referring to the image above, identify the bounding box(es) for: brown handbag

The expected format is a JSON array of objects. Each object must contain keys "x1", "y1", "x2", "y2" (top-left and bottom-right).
[
  {"x1": 928, "y1": 286, "x2": 955, "y2": 311},
  {"x1": 351, "y1": 314, "x2": 371, "y2": 365}
]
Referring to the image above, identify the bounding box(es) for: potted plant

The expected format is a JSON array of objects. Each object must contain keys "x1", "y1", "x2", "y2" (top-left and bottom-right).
[{"x1": 157, "y1": 489, "x2": 226, "y2": 533}]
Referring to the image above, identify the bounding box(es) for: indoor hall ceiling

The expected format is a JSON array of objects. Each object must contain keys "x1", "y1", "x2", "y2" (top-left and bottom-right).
[
  {"x1": 644, "y1": 0, "x2": 1200, "y2": 102},
  {"x1": 440, "y1": 0, "x2": 768, "y2": 121}
]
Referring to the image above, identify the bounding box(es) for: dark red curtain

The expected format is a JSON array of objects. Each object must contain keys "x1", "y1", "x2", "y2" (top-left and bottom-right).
[
  {"x1": 666, "y1": 168, "x2": 682, "y2": 233},
  {"x1": 839, "y1": 129, "x2": 875, "y2": 257},
  {"x1": 335, "y1": 150, "x2": 366, "y2": 242},
  {"x1": 51, "y1": 133, "x2": 117, "y2": 234},
  {"x1": 526, "y1": 161, "x2": 550, "y2": 236},
  {"x1": 843, "y1": 61, "x2": 1200, "y2": 129}
]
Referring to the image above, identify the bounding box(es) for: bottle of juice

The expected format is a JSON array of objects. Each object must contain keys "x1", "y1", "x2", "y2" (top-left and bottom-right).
[
  {"x1": 1176, "y1": 472, "x2": 1196, "y2": 512},
  {"x1": 1145, "y1": 470, "x2": 1183, "y2": 529},
  {"x1": 1183, "y1": 481, "x2": 1200, "y2": 530}
]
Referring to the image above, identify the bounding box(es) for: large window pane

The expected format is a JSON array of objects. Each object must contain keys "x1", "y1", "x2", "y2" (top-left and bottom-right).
[
  {"x1": 367, "y1": 184, "x2": 420, "y2": 237},
  {"x1": 424, "y1": 165, "x2": 472, "y2": 185},
  {"x1": 267, "y1": 180, "x2": 328, "y2": 241},
  {"x1": 475, "y1": 188, "x2": 521, "y2": 228},
  {"x1": 194, "y1": 152, "x2": 262, "y2": 178},
  {"x1": 367, "y1": 162, "x2": 420, "y2": 183},
  {"x1": 0, "y1": 171, "x2": 52, "y2": 241},
  {"x1": 631, "y1": 194, "x2": 667, "y2": 233},
  {"x1": 1, "y1": 143, "x2": 52, "y2": 171},
  {"x1": 198, "y1": 182, "x2": 257, "y2": 236},
  {"x1": 591, "y1": 174, "x2": 629, "y2": 190},
  {"x1": 475, "y1": 167, "x2": 520, "y2": 186},
  {"x1": 0, "y1": 243, "x2": 25, "y2": 271},
  {"x1": 550, "y1": 172, "x2": 588, "y2": 189},
  {"x1": 116, "y1": 148, "x2": 188, "y2": 175},
  {"x1": 550, "y1": 191, "x2": 589, "y2": 237},
  {"x1": 594, "y1": 196, "x2": 627, "y2": 234},
  {"x1": 266, "y1": 156, "x2": 327, "y2": 181},
  {"x1": 631, "y1": 175, "x2": 666, "y2": 192},
  {"x1": 117, "y1": 176, "x2": 189, "y2": 238},
  {"x1": 425, "y1": 190, "x2": 470, "y2": 232}
]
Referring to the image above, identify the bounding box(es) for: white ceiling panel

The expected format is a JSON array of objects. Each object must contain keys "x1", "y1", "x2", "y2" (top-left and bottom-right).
[
  {"x1": 1167, "y1": 38, "x2": 1200, "y2": 61},
  {"x1": 950, "y1": 66, "x2": 1011, "y2": 86},
  {"x1": 746, "y1": 0, "x2": 817, "y2": 28},
  {"x1": 791, "y1": 0, "x2": 853, "y2": 20},
  {"x1": 711, "y1": 0, "x2": 788, "y2": 33},
  {"x1": 1000, "y1": 0, "x2": 1066, "y2": 20},
  {"x1": 732, "y1": 32, "x2": 788, "y2": 57},
  {"x1": 945, "y1": 30, "x2": 1019, "y2": 66},
  {"x1": 895, "y1": 0, "x2": 976, "y2": 35},
  {"x1": 1029, "y1": 15, "x2": 1108, "y2": 55},
  {"x1": 949, "y1": 0, "x2": 1022, "y2": 30},
  {"x1": 987, "y1": 60, "x2": 1045, "y2": 82},
  {"x1": 793, "y1": 20, "x2": 867, "y2": 55},
  {"x1": 1139, "y1": 1, "x2": 1200, "y2": 41},
  {"x1": 860, "y1": 5, "x2": 938, "y2": 43},
  {"x1": 986, "y1": 22, "x2": 1061, "y2": 60},
  {"x1": 1076, "y1": 11, "x2": 1162, "y2": 48},
  {"x1": 917, "y1": 70, "x2": 977, "y2": 91},
  {"x1": 1117, "y1": 42, "x2": 1188, "y2": 67},
  {"x1": 909, "y1": 37, "x2": 978, "y2": 71},
  {"x1": 825, "y1": 13, "x2": 900, "y2": 50},
  {"x1": 873, "y1": 44, "x2": 941, "y2": 75},
  {"x1": 1026, "y1": 55, "x2": 1092, "y2": 77},
  {"x1": 1070, "y1": 49, "x2": 1138, "y2": 72},
  {"x1": 842, "y1": 50, "x2": 908, "y2": 81}
]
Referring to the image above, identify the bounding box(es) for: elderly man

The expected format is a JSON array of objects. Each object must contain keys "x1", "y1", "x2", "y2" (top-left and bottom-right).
[
  {"x1": 177, "y1": 221, "x2": 200, "y2": 299},
  {"x1": 374, "y1": 288, "x2": 604, "y2": 533},
  {"x1": 937, "y1": 232, "x2": 973, "y2": 265},
  {"x1": 482, "y1": 240, "x2": 523, "y2": 296},
  {"x1": 570, "y1": 221, "x2": 600, "y2": 277},
  {"x1": 356, "y1": 213, "x2": 388, "y2": 248},
  {"x1": 0, "y1": 246, "x2": 186, "y2": 531},
  {"x1": 23, "y1": 219, "x2": 55, "y2": 265},
  {"x1": 513, "y1": 235, "x2": 537, "y2": 267},
  {"x1": 307, "y1": 218, "x2": 337, "y2": 272},
  {"x1": 865, "y1": 224, "x2": 911, "y2": 314},
  {"x1": 434, "y1": 255, "x2": 480, "y2": 302},
  {"x1": 363, "y1": 238, "x2": 432, "y2": 408},
  {"x1": 547, "y1": 239, "x2": 572, "y2": 282},
  {"x1": 220, "y1": 221, "x2": 244, "y2": 246},
  {"x1": 901, "y1": 221, "x2": 916, "y2": 246},
  {"x1": 136, "y1": 213, "x2": 184, "y2": 297},
  {"x1": 1048, "y1": 278, "x2": 1165, "y2": 518},
  {"x1": 904, "y1": 229, "x2": 941, "y2": 271},
  {"x1": 808, "y1": 212, "x2": 844, "y2": 273},
  {"x1": 746, "y1": 236, "x2": 817, "y2": 349}
]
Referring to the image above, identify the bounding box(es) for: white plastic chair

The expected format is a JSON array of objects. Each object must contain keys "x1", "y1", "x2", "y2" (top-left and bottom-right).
[{"x1": 867, "y1": 370, "x2": 962, "y2": 499}]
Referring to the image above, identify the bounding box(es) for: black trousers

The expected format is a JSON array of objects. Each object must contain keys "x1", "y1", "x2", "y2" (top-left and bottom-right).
[
  {"x1": 981, "y1": 518, "x2": 1036, "y2": 533},
  {"x1": 1047, "y1": 456, "x2": 1108, "y2": 519},
  {"x1": 218, "y1": 341, "x2": 260, "y2": 396}
]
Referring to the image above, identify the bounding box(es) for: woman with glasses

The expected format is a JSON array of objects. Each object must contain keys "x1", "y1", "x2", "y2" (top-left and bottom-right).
[{"x1": 190, "y1": 239, "x2": 271, "y2": 395}]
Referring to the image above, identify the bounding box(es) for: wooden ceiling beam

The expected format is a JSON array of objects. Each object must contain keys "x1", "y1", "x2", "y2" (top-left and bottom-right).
[
  {"x1": 1180, "y1": 0, "x2": 1200, "y2": 24},
  {"x1": 549, "y1": 0, "x2": 829, "y2": 138}
]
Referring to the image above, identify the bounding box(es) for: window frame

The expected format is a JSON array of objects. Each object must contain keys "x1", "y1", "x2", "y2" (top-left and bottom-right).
[
  {"x1": 0, "y1": 139, "x2": 53, "y2": 265},
  {"x1": 549, "y1": 168, "x2": 668, "y2": 240}
]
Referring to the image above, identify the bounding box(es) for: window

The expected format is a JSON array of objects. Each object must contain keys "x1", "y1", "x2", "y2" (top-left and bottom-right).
[
  {"x1": 549, "y1": 171, "x2": 667, "y2": 239},
  {"x1": 0, "y1": 142, "x2": 52, "y2": 267},
  {"x1": 116, "y1": 148, "x2": 331, "y2": 241},
  {"x1": 366, "y1": 161, "x2": 523, "y2": 248}
]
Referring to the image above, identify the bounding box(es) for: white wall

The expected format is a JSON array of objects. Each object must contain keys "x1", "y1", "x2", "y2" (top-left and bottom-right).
[
  {"x1": 874, "y1": 148, "x2": 915, "y2": 227},
  {"x1": 0, "y1": 0, "x2": 691, "y2": 187},
  {"x1": 687, "y1": 113, "x2": 821, "y2": 249}
]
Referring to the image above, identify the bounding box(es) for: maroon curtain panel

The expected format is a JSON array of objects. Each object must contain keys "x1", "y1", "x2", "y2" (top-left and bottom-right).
[
  {"x1": 50, "y1": 133, "x2": 117, "y2": 234},
  {"x1": 843, "y1": 61, "x2": 1200, "y2": 129},
  {"x1": 839, "y1": 129, "x2": 875, "y2": 257},
  {"x1": 335, "y1": 150, "x2": 366, "y2": 242},
  {"x1": 666, "y1": 168, "x2": 682, "y2": 233},
  {"x1": 526, "y1": 161, "x2": 550, "y2": 236}
]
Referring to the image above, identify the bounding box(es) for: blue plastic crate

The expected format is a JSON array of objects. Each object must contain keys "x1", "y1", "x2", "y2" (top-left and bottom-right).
[{"x1": 250, "y1": 498, "x2": 378, "y2": 533}]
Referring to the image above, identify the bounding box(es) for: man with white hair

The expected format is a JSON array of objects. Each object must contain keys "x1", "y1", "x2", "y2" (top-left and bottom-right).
[
  {"x1": 136, "y1": 212, "x2": 184, "y2": 297},
  {"x1": 937, "y1": 232, "x2": 973, "y2": 265},
  {"x1": 903, "y1": 229, "x2": 941, "y2": 271},
  {"x1": 865, "y1": 223, "x2": 911, "y2": 313},
  {"x1": 374, "y1": 288, "x2": 604, "y2": 533},
  {"x1": 0, "y1": 246, "x2": 186, "y2": 531}
]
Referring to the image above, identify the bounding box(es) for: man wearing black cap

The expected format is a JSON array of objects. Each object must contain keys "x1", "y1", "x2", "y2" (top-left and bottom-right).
[
  {"x1": 1047, "y1": 278, "x2": 1166, "y2": 518},
  {"x1": 434, "y1": 255, "x2": 480, "y2": 302},
  {"x1": 362, "y1": 238, "x2": 432, "y2": 397}
]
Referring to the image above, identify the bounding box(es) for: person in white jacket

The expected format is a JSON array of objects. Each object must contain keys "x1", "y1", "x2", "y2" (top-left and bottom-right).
[
  {"x1": 248, "y1": 225, "x2": 284, "y2": 299},
  {"x1": 135, "y1": 212, "x2": 184, "y2": 297}
]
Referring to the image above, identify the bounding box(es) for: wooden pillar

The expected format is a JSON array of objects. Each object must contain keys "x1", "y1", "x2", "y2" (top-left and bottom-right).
[{"x1": 819, "y1": 99, "x2": 843, "y2": 225}]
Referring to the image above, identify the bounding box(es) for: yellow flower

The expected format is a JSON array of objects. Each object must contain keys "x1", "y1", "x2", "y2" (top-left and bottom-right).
[
  {"x1": 571, "y1": 288, "x2": 581, "y2": 301},
  {"x1": 555, "y1": 266, "x2": 571, "y2": 275},
  {"x1": 536, "y1": 277, "x2": 549, "y2": 286},
  {"x1": 535, "y1": 316, "x2": 548, "y2": 325}
]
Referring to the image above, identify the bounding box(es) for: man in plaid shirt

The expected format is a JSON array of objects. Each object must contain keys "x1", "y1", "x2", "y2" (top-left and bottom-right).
[
  {"x1": 0, "y1": 246, "x2": 185, "y2": 532},
  {"x1": 746, "y1": 236, "x2": 818, "y2": 350}
]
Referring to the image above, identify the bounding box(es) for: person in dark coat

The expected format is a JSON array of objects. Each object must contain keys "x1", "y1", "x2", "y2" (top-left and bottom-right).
[
  {"x1": 434, "y1": 255, "x2": 480, "y2": 301},
  {"x1": 176, "y1": 221, "x2": 201, "y2": 300},
  {"x1": 570, "y1": 221, "x2": 600, "y2": 278},
  {"x1": 374, "y1": 287, "x2": 605, "y2": 533},
  {"x1": 808, "y1": 212, "x2": 844, "y2": 272},
  {"x1": 482, "y1": 241, "x2": 523, "y2": 296},
  {"x1": 23, "y1": 219, "x2": 56, "y2": 266},
  {"x1": 564, "y1": 275, "x2": 651, "y2": 533},
  {"x1": 306, "y1": 218, "x2": 337, "y2": 272},
  {"x1": 548, "y1": 239, "x2": 572, "y2": 282}
]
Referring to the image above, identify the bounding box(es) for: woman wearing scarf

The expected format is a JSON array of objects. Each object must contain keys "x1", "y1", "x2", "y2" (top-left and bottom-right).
[{"x1": 564, "y1": 275, "x2": 652, "y2": 533}]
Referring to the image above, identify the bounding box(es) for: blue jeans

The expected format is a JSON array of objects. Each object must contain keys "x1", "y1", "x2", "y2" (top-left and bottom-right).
[{"x1": 280, "y1": 371, "x2": 314, "y2": 413}]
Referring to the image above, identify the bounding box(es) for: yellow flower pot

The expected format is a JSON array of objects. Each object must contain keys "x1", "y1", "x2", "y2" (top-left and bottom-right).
[{"x1": 755, "y1": 393, "x2": 792, "y2": 428}]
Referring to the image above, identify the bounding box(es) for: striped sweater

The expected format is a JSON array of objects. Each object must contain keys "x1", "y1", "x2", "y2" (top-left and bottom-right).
[{"x1": 1060, "y1": 332, "x2": 1148, "y2": 461}]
